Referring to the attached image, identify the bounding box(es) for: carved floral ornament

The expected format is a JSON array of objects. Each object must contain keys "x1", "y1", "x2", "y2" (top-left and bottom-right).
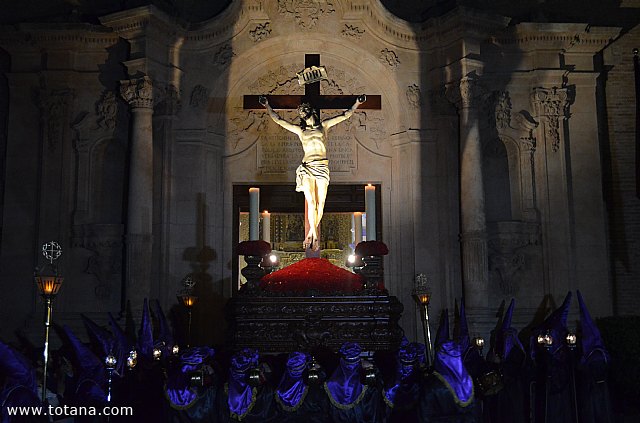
[
  {"x1": 213, "y1": 44, "x2": 235, "y2": 67},
  {"x1": 493, "y1": 91, "x2": 511, "y2": 130},
  {"x1": 530, "y1": 87, "x2": 569, "y2": 153},
  {"x1": 190, "y1": 85, "x2": 209, "y2": 109},
  {"x1": 96, "y1": 91, "x2": 118, "y2": 130},
  {"x1": 406, "y1": 84, "x2": 421, "y2": 109},
  {"x1": 278, "y1": 0, "x2": 336, "y2": 29},
  {"x1": 342, "y1": 24, "x2": 364, "y2": 38},
  {"x1": 249, "y1": 22, "x2": 272, "y2": 42},
  {"x1": 119, "y1": 76, "x2": 153, "y2": 109},
  {"x1": 379, "y1": 48, "x2": 400, "y2": 69},
  {"x1": 36, "y1": 89, "x2": 73, "y2": 152}
]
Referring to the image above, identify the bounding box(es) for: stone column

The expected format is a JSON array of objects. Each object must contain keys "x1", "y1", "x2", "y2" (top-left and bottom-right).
[
  {"x1": 447, "y1": 76, "x2": 489, "y2": 308},
  {"x1": 153, "y1": 83, "x2": 180, "y2": 307},
  {"x1": 120, "y1": 76, "x2": 154, "y2": 311},
  {"x1": 530, "y1": 86, "x2": 572, "y2": 297}
]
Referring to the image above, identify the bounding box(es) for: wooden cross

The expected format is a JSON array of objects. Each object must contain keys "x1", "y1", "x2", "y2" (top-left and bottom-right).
[
  {"x1": 243, "y1": 53, "x2": 381, "y2": 254},
  {"x1": 243, "y1": 53, "x2": 381, "y2": 113}
]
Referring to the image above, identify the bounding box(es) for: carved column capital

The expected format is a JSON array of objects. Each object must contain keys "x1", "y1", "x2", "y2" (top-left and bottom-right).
[
  {"x1": 120, "y1": 76, "x2": 154, "y2": 109},
  {"x1": 530, "y1": 87, "x2": 569, "y2": 152},
  {"x1": 445, "y1": 76, "x2": 483, "y2": 110}
]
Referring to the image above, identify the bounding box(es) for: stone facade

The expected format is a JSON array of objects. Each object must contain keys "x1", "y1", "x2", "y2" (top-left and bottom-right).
[{"x1": 0, "y1": 0, "x2": 635, "y2": 345}]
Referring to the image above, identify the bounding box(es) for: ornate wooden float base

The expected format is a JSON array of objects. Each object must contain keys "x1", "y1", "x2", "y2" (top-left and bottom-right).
[{"x1": 225, "y1": 293, "x2": 404, "y2": 353}]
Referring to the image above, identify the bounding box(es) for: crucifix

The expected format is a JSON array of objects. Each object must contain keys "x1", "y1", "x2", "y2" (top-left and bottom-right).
[{"x1": 244, "y1": 54, "x2": 381, "y2": 252}]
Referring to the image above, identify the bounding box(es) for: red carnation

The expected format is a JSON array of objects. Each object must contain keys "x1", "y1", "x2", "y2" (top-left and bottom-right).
[
  {"x1": 355, "y1": 240, "x2": 389, "y2": 256},
  {"x1": 237, "y1": 240, "x2": 271, "y2": 256}
]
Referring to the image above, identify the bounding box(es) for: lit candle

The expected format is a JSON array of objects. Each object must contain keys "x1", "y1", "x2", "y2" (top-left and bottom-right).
[
  {"x1": 365, "y1": 184, "x2": 376, "y2": 240},
  {"x1": 353, "y1": 212, "x2": 363, "y2": 245},
  {"x1": 249, "y1": 187, "x2": 260, "y2": 240},
  {"x1": 261, "y1": 210, "x2": 271, "y2": 244}
]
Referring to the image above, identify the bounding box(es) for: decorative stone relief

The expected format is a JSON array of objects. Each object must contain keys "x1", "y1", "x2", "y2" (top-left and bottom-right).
[
  {"x1": 530, "y1": 87, "x2": 569, "y2": 153},
  {"x1": 488, "y1": 222, "x2": 540, "y2": 295},
  {"x1": 213, "y1": 43, "x2": 235, "y2": 67},
  {"x1": 238, "y1": 63, "x2": 383, "y2": 166},
  {"x1": 73, "y1": 224, "x2": 123, "y2": 300},
  {"x1": 493, "y1": 91, "x2": 511, "y2": 130},
  {"x1": 37, "y1": 89, "x2": 73, "y2": 152},
  {"x1": 323, "y1": 65, "x2": 367, "y2": 94},
  {"x1": 249, "y1": 22, "x2": 272, "y2": 42},
  {"x1": 349, "y1": 111, "x2": 386, "y2": 149},
  {"x1": 248, "y1": 64, "x2": 304, "y2": 95},
  {"x1": 247, "y1": 64, "x2": 367, "y2": 97},
  {"x1": 513, "y1": 111, "x2": 538, "y2": 152},
  {"x1": 228, "y1": 110, "x2": 270, "y2": 150},
  {"x1": 379, "y1": 48, "x2": 400, "y2": 69},
  {"x1": 406, "y1": 84, "x2": 422, "y2": 109},
  {"x1": 190, "y1": 84, "x2": 209, "y2": 109},
  {"x1": 278, "y1": 0, "x2": 336, "y2": 29},
  {"x1": 96, "y1": 91, "x2": 118, "y2": 130},
  {"x1": 342, "y1": 24, "x2": 364, "y2": 38},
  {"x1": 489, "y1": 251, "x2": 526, "y2": 295},
  {"x1": 155, "y1": 83, "x2": 181, "y2": 116},
  {"x1": 120, "y1": 76, "x2": 153, "y2": 109},
  {"x1": 71, "y1": 112, "x2": 92, "y2": 153}
]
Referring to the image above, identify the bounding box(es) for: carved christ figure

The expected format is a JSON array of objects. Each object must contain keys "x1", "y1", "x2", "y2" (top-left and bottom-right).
[{"x1": 259, "y1": 95, "x2": 366, "y2": 250}]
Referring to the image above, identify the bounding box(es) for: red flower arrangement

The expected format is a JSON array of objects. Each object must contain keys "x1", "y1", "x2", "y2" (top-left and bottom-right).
[
  {"x1": 259, "y1": 258, "x2": 364, "y2": 293},
  {"x1": 355, "y1": 240, "x2": 389, "y2": 256},
  {"x1": 237, "y1": 240, "x2": 271, "y2": 256}
]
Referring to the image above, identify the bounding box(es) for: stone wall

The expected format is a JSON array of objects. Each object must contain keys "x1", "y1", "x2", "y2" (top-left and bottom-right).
[
  {"x1": 0, "y1": 0, "x2": 635, "y2": 347},
  {"x1": 603, "y1": 25, "x2": 640, "y2": 315}
]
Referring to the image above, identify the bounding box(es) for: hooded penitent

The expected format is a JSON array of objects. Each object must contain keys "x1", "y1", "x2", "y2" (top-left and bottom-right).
[
  {"x1": 62, "y1": 325, "x2": 107, "y2": 405},
  {"x1": 81, "y1": 315, "x2": 113, "y2": 355},
  {"x1": 457, "y1": 298, "x2": 486, "y2": 379},
  {"x1": 577, "y1": 290, "x2": 609, "y2": 365},
  {"x1": 137, "y1": 299, "x2": 154, "y2": 361},
  {"x1": 529, "y1": 292, "x2": 574, "y2": 423},
  {"x1": 108, "y1": 312, "x2": 131, "y2": 377},
  {"x1": 324, "y1": 342, "x2": 366, "y2": 408},
  {"x1": 276, "y1": 351, "x2": 310, "y2": 410},
  {"x1": 435, "y1": 309, "x2": 450, "y2": 350},
  {"x1": 531, "y1": 292, "x2": 572, "y2": 358},
  {"x1": 227, "y1": 348, "x2": 259, "y2": 420},
  {"x1": 153, "y1": 300, "x2": 174, "y2": 358},
  {"x1": 457, "y1": 298, "x2": 470, "y2": 352},
  {"x1": 433, "y1": 341, "x2": 474, "y2": 407},
  {"x1": 576, "y1": 290, "x2": 613, "y2": 423},
  {"x1": 383, "y1": 342, "x2": 420, "y2": 408},
  {"x1": 165, "y1": 346, "x2": 215, "y2": 409},
  {"x1": 0, "y1": 341, "x2": 40, "y2": 422},
  {"x1": 496, "y1": 298, "x2": 525, "y2": 361}
]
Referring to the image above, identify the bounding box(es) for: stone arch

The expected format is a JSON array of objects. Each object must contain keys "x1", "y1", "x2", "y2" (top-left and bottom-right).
[
  {"x1": 207, "y1": 34, "x2": 406, "y2": 180},
  {"x1": 204, "y1": 32, "x2": 409, "y2": 294}
]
